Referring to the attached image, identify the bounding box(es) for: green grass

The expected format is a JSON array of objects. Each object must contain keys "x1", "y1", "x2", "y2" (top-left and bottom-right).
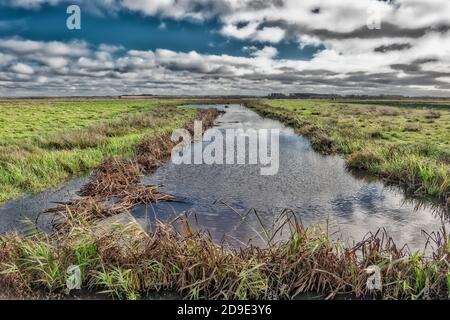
[
  {"x1": 0, "y1": 99, "x2": 197, "y2": 203},
  {"x1": 0, "y1": 98, "x2": 448, "y2": 300},
  {"x1": 0, "y1": 211, "x2": 448, "y2": 300},
  {"x1": 2, "y1": 97, "x2": 449, "y2": 207},
  {"x1": 0, "y1": 99, "x2": 187, "y2": 143},
  {"x1": 246, "y1": 99, "x2": 450, "y2": 205}
]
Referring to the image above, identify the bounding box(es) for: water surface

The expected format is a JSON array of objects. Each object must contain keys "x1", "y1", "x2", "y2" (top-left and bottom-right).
[
  {"x1": 0, "y1": 177, "x2": 86, "y2": 233},
  {"x1": 133, "y1": 105, "x2": 446, "y2": 250},
  {"x1": 0, "y1": 104, "x2": 446, "y2": 252}
]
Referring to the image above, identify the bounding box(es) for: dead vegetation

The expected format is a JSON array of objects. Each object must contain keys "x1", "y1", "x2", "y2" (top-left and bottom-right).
[
  {"x1": 136, "y1": 134, "x2": 175, "y2": 171},
  {"x1": 0, "y1": 210, "x2": 448, "y2": 300},
  {"x1": 47, "y1": 108, "x2": 220, "y2": 233},
  {"x1": 80, "y1": 158, "x2": 143, "y2": 198},
  {"x1": 47, "y1": 197, "x2": 123, "y2": 234},
  {"x1": 374, "y1": 107, "x2": 401, "y2": 117},
  {"x1": 404, "y1": 123, "x2": 422, "y2": 132},
  {"x1": 424, "y1": 110, "x2": 442, "y2": 119}
]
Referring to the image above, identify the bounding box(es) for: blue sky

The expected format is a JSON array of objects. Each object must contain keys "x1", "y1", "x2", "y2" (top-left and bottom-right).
[
  {"x1": 0, "y1": 0, "x2": 449, "y2": 97},
  {"x1": 0, "y1": 3, "x2": 319, "y2": 60}
]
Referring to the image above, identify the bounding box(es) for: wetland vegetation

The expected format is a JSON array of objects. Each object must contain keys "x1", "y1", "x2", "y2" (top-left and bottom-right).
[
  {"x1": 1, "y1": 210, "x2": 449, "y2": 300},
  {"x1": 0, "y1": 98, "x2": 449, "y2": 300},
  {"x1": 246, "y1": 99, "x2": 450, "y2": 210},
  {"x1": 0, "y1": 99, "x2": 220, "y2": 203}
]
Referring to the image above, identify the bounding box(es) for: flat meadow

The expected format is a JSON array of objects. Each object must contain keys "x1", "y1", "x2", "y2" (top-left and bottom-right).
[
  {"x1": 0, "y1": 98, "x2": 197, "y2": 203},
  {"x1": 0, "y1": 97, "x2": 449, "y2": 300}
]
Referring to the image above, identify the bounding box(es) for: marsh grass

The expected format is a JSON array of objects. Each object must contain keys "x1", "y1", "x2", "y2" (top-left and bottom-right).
[
  {"x1": 425, "y1": 111, "x2": 442, "y2": 119},
  {"x1": 47, "y1": 108, "x2": 220, "y2": 234},
  {"x1": 0, "y1": 98, "x2": 230, "y2": 203},
  {"x1": 246, "y1": 100, "x2": 450, "y2": 210},
  {"x1": 404, "y1": 123, "x2": 422, "y2": 132},
  {"x1": 0, "y1": 209, "x2": 448, "y2": 300},
  {"x1": 0, "y1": 100, "x2": 203, "y2": 203},
  {"x1": 36, "y1": 109, "x2": 181, "y2": 151}
]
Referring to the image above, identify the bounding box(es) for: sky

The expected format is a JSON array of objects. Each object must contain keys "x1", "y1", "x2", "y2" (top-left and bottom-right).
[{"x1": 0, "y1": 0, "x2": 450, "y2": 97}]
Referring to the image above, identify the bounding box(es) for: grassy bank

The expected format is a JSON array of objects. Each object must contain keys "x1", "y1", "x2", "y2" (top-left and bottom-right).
[
  {"x1": 0, "y1": 99, "x2": 448, "y2": 300},
  {"x1": 246, "y1": 100, "x2": 450, "y2": 209},
  {"x1": 1, "y1": 210, "x2": 448, "y2": 300},
  {"x1": 0, "y1": 99, "x2": 200, "y2": 203}
]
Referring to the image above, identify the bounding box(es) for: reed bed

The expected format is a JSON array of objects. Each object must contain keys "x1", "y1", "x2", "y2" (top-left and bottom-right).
[
  {"x1": 80, "y1": 158, "x2": 143, "y2": 198},
  {"x1": 0, "y1": 209, "x2": 448, "y2": 300}
]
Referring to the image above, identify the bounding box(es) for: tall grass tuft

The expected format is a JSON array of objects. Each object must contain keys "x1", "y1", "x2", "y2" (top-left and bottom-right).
[{"x1": 0, "y1": 212, "x2": 448, "y2": 300}]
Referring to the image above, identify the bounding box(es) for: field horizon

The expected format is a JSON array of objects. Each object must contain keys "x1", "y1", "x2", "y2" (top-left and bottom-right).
[{"x1": 1, "y1": 0, "x2": 449, "y2": 306}]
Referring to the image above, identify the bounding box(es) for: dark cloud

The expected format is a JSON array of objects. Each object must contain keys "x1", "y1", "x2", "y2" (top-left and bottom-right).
[{"x1": 374, "y1": 43, "x2": 411, "y2": 53}]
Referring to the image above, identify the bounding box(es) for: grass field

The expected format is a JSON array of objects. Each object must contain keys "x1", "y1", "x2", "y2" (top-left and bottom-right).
[
  {"x1": 1, "y1": 98, "x2": 449, "y2": 207},
  {"x1": 0, "y1": 99, "x2": 197, "y2": 203},
  {"x1": 246, "y1": 99, "x2": 450, "y2": 206},
  {"x1": 0, "y1": 98, "x2": 449, "y2": 300}
]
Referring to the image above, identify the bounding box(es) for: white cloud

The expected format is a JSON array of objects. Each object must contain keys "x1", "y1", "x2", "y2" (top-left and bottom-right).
[
  {"x1": 249, "y1": 46, "x2": 278, "y2": 59},
  {"x1": 6, "y1": 0, "x2": 61, "y2": 9},
  {"x1": 1, "y1": 37, "x2": 449, "y2": 97},
  {"x1": 0, "y1": 52, "x2": 15, "y2": 65},
  {"x1": 11, "y1": 62, "x2": 34, "y2": 74},
  {"x1": 2, "y1": 1, "x2": 450, "y2": 96},
  {"x1": 254, "y1": 27, "x2": 285, "y2": 43},
  {"x1": 0, "y1": 39, "x2": 89, "y2": 56}
]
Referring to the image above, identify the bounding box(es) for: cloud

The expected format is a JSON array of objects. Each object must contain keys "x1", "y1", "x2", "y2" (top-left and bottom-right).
[
  {"x1": 0, "y1": 38, "x2": 89, "y2": 56},
  {"x1": 249, "y1": 46, "x2": 278, "y2": 59},
  {"x1": 1, "y1": 1, "x2": 450, "y2": 96},
  {"x1": 253, "y1": 27, "x2": 286, "y2": 43},
  {"x1": 11, "y1": 62, "x2": 34, "y2": 74},
  {"x1": 1, "y1": 36, "x2": 450, "y2": 97},
  {"x1": 5, "y1": 0, "x2": 62, "y2": 9}
]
